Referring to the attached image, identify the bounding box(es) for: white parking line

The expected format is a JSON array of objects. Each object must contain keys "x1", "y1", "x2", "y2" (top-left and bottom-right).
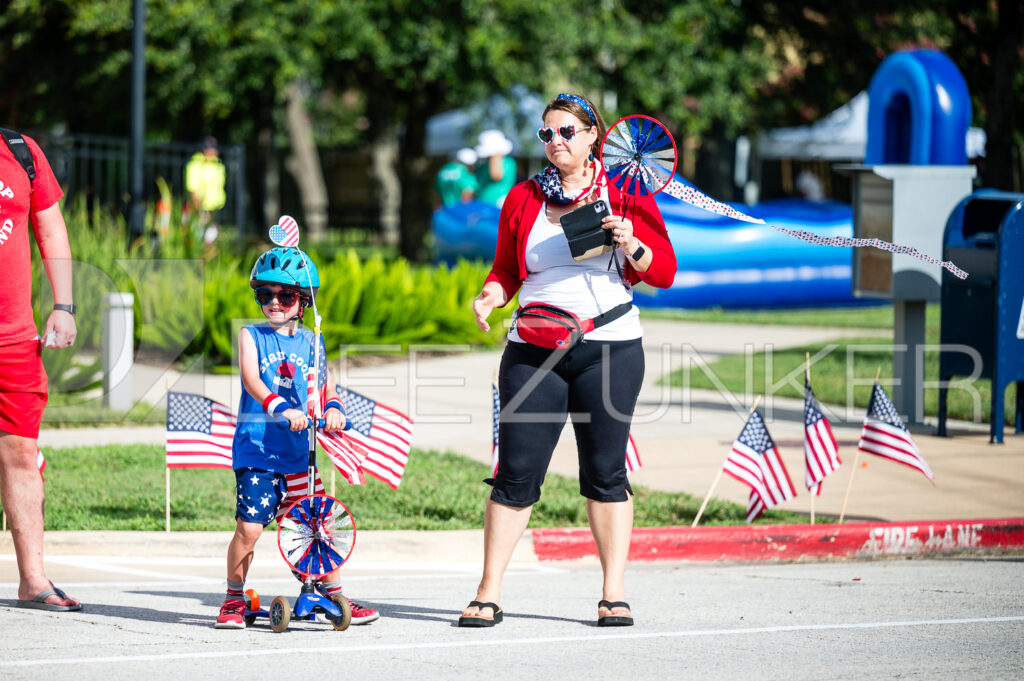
[{"x1": 1, "y1": 616, "x2": 1021, "y2": 668}]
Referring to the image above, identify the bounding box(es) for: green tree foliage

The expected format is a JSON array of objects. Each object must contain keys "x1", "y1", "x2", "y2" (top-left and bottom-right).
[
  {"x1": 314, "y1": 0, "x2": 582, "y2": 261},
  {"x1": 744, "y1": 1, "x2": 1023, "y2": 190},
  {"x1": 2, "y1": 1, "x2": 1019, "y2": 254}
]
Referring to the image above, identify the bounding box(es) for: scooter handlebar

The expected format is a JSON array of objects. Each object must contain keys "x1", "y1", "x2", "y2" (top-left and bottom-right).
[{"x1": 275, "y1": 416, "x2": 351, "y2": 431}]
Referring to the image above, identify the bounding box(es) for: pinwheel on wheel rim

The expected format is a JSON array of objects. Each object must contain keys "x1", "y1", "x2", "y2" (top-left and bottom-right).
[
  {"x1": 277, "y1": 493, "x2": 356, "y2": 580},
  {"x1": 601, "y1": 115, "x2": 678, "y2": 198}
]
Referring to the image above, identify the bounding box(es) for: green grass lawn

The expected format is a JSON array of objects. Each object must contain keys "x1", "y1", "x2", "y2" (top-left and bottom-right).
[
  {"x1": 33, "y1": 445, "x2": 811, "y2": 531},
  {"x1": 641, "y1": 303, "x2": 905, "y2": 328},
  {"x1": 661, "y1": 306, "x2": 1011, "y2": 425}
]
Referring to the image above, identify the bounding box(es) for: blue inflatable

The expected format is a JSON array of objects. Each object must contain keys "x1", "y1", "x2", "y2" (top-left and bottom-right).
[
  {"x1": 432, "y1": 178, "x2": 862, "y2": 309},
  {"x1": 865, "y1": 49, "x2": 971, "y2": 165}
]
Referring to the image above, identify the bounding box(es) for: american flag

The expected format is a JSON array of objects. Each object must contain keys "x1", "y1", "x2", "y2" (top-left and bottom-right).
[
  {"x1": 307, "y1": 358, "x2": 368, "y2": 485},
  {"x1": 858, "y1": 382, "x2": 934, "y2": 483},
  {"x1": 491, "y1": 380, "x2": 641, "y2": 476},
  {"x1": 804, "y1": 377, "x2": 841, "y2": 495},
  {"x1": 625, "y1": 434, "x2": 642, "y2": 472},
  {"x1": 723, "y1": 409, "x2": 796, "y2": 523},
  {"x1": 336, "y1": 386, "x2": 414, "y2": 489},
  {"x1": 165, "y1": 392, "x2": 236, "y2": 469},
  {"x1": 276, "y1": 471, "x2": 326, "y2": 522},
  {"x1": 269, "y1": 214, "x2": 300, "y2": 247}
]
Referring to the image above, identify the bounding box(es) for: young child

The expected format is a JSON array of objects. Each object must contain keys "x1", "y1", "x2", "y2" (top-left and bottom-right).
[{"x1": 215, "y1": 246, "x2": 380, "y2": 629}]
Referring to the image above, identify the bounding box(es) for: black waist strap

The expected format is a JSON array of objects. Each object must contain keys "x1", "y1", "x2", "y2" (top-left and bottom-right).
[{"x1": 586, "y1": 302, "x2": 633, "y2": 332}]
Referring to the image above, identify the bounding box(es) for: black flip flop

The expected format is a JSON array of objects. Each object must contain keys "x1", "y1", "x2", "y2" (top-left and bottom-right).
[
  {"x1": 598, "y1": 600, "x2": 633, "y2": 627},
  {"x1": 17, "y1": 584, "x2": 82, "y2": 612},
  {"x1": 458, "y1": 600, "x2": 503, "y2": 627}
]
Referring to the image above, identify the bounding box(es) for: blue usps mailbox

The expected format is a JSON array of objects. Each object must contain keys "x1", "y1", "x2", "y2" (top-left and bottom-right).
[{"x1": 937, "y1": 191, "x2": 1024, "y2": 443}]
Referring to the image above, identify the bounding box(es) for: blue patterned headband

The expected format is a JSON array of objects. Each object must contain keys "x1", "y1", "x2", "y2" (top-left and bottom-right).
[{"x1": 555, "y1": 93, "x2": 596, "y2": 126}]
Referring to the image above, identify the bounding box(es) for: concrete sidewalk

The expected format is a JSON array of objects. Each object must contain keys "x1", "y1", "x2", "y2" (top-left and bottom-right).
[{"x1": 37, "y1": 318, "x2": 1024, "y2": 523}]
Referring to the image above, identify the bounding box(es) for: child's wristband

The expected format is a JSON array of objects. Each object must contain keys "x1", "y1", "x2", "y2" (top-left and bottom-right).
[
  {"x1": 324, "y1": 399, "x2": 352, "y2": 430},
  {"x1": 262, "y1": 393, "x2": 291, "y2": 416}
]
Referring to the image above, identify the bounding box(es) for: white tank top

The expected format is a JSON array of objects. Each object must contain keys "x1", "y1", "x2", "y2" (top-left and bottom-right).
[{"x1": 508, "y1": 197, "x2": 642, "y2": 343}]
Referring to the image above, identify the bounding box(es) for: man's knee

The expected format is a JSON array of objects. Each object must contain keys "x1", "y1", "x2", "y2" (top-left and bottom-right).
[{"x1": 0, "y1": 434, "x2": 40, "y2": 472}]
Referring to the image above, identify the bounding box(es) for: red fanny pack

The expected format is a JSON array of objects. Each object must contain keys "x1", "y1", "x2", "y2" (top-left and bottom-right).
[{"x1": 513, "y1": 302, "x2": 632, "y2": 350}]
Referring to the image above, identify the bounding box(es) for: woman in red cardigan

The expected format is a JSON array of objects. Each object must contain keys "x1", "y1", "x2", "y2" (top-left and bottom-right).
[{"x1": 460, "y1": 94, "x2": 676, "y2": 628}]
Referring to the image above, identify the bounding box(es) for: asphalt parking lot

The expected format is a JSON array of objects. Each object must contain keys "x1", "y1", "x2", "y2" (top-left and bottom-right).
[{"x1": 1, "y1": 555, "x2": 1021, "y2": 681}]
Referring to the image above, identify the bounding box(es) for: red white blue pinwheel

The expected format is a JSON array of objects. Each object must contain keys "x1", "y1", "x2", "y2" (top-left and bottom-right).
[
  {"x1": 277, "y1": 494, "x2": 355, "y2": 579},
  {"x1": 602, "y1": 115, "x2": 678, "y2": 197}
]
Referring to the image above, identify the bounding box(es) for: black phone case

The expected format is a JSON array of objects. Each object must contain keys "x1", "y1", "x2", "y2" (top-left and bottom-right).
[{"x1": 560, "y1": 199, "x2": 612, "y2": 261}]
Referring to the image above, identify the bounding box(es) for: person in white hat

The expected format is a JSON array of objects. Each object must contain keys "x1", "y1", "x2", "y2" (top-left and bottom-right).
[
  {"x1": 435, "y1": 147, "x2": 479, "y2": 208},
  {"x1": 474, "y1": 129, "x2": 516, "y2": 207}
]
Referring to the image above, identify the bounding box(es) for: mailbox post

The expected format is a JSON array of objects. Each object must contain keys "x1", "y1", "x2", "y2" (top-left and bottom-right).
[
  {"x1": 839, "y1": 48, "x2": 979, "y2": 425},
  {"x1": 840, "y1": 164, "x2": 977, "y2": 424}
]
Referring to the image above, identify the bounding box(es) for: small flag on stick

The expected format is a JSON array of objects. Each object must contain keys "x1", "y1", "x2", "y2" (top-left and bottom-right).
[
  {"x1": 804, "y1": 376, "x2": 841, "y2": 496},
  {"x1": 858, "y1": 382, "x2": 934, "y2": 483},
  {"x1": 165, "y1": 392, "x2": 236, "y2": 469},
  {"x1": 335, "y1": 386, "x2": 414, "y2": 489},
  {"x1": 723, "y1": 409, "x2": 797, "y2": 523}
]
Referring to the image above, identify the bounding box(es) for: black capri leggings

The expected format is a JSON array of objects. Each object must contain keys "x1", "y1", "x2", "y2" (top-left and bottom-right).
[{"x1": 488, "y1": 338, "x2": 645, "y2": 507}]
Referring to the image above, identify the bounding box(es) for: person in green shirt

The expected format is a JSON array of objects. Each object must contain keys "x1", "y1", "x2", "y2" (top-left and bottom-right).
[
  {"x1": 435, "y1": 148, "x2": 479, "y2": 208},
  {"x1": 474, "y1": 130, "x2": 517, "y2": 208}
]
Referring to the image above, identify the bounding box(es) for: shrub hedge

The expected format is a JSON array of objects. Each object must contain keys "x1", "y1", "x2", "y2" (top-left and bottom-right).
[{"x1": 31, "y1": 202, "x2": 511, "y2": 393}]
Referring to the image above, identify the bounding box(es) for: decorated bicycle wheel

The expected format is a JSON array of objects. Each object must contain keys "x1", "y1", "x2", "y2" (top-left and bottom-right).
[
  {"x1": 277, "y1": 494, "x2": 356, "y2": 579},
  {"x1": 601, "y1": 115, "x2": 678, "y2": 197}
]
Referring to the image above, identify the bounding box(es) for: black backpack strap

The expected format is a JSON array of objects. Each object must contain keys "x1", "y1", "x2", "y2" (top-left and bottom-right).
[{"x1": 0, "y1": 128, "x2": 36, "y2": 186}]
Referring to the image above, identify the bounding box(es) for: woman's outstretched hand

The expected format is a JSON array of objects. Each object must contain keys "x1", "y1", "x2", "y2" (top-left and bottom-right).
[{"x1": 473, "y1": 282, "x2": 507, "y2": 332}]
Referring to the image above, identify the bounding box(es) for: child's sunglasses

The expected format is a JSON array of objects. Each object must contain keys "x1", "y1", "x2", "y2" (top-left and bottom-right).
[
  {"x1": 254, "y1": 287, "x2": 300, "y2": 307},
  {"x1": 537, "y1": 124, "x2": 591, "y2": 144}
]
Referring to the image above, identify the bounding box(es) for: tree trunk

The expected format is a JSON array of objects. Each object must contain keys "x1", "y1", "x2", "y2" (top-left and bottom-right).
[
  {"x1": 398, "y1": 91, "x2": 436, "y2": 263},
  {"x1": 371, "y1": 131, "x2": 401, "y2": 248},
  {"x1": 283, "y1": 81, "x2": 329, "y2": 239},
  {"x1": 982, "y1": 0, "x2": 1021, "y2": 191}
]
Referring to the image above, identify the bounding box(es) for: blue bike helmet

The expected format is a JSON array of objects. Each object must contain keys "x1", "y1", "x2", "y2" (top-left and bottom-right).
[{"x1": 250, "y1": 247, "x2": 320, "y2": 302}]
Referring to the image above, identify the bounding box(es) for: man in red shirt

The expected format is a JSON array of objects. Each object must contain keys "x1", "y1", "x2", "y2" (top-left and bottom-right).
[{"x1": 0, "y1": 131, "x2": 80, "y2": 611}]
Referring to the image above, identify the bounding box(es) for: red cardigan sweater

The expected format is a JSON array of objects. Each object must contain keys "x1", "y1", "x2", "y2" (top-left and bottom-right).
[{"x1": 483, "y1": 180, "x2": 677, "y2": 300}]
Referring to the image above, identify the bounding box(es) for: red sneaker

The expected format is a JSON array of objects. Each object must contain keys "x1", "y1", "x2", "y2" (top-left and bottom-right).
[
  {"x1": 215, "y1": 598, "x2": 246, "y2": 629},
  {"x1": 348, "y1": 600, "x2": 380, "y2": 625}
]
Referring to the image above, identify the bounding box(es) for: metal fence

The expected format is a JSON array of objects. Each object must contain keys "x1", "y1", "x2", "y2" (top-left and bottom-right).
[{"x1": 32, "y1": 132, "x2": 246, "y2": 231}]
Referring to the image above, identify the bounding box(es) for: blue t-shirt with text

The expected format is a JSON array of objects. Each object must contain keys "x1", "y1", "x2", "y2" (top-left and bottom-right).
[{"x1": 233, "y1": 323, "x2": 326, "y2": 474}]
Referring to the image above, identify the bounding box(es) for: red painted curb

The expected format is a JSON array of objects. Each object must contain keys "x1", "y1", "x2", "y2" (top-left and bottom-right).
[{"x1": 530, "y1": 517, "x2": 1024, "y2": 562}]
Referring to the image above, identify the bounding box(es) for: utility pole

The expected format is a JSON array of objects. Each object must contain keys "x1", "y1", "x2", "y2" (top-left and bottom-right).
[{"x1": 128, "y1": 0, "x2": 146, "y2": 240}]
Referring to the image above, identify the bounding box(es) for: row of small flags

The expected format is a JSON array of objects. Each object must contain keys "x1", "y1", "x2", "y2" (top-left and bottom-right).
[
  {"x1": 165, "y1": 386, "x2": 414, "y2": 494},
  {"x1": 710, "y1": 377, "x2": 934, "y2": 524},
  {"x1": 490, "y1": 381, "x2": 642, "y2": 476},
  {"x1": 162, "y1": 371, "x2": 932, "y2": 527}
]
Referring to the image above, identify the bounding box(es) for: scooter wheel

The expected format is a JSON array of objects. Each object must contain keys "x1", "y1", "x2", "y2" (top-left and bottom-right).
[
  {"x1": 245, "y1": 588, "x2": 261, "y2": 612},
  {"x1": 269, "y1": 596, "x2": 291, "y2": 633},
  {"x1": 329, "y1": 594, "x2": 352, "y2": 631},
  {"x1": 244, "y1": 589, "x2": 261, "y2": 626}
]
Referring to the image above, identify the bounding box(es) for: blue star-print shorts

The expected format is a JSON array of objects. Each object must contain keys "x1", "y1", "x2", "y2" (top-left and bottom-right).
[{"x1": 234, "y1": 467, "x2": 288, "y2": 525}]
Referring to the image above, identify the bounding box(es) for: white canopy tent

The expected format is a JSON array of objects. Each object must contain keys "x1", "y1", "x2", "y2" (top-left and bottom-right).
[{"x1": 426, "y1": 85, "x2": 548, "y2": 159}]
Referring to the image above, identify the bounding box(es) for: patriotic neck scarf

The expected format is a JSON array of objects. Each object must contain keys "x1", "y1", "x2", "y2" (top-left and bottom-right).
[{"x1": 532, "y1": 160, "x2": 606, "y2": 206}]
